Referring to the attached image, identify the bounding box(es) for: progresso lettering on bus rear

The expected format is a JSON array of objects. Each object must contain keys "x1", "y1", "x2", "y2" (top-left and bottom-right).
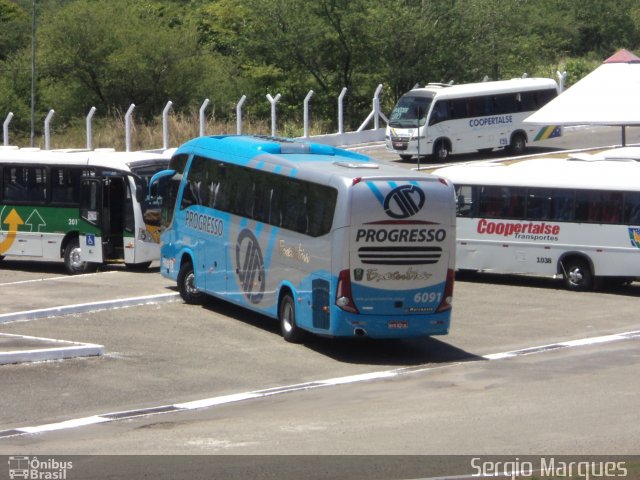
[
  {"x1": 355, "y1": 228, "x2": 446, "y2": 243},
  {"x1": 185, "y1": 210, "x2": 224, "y2": 237}
]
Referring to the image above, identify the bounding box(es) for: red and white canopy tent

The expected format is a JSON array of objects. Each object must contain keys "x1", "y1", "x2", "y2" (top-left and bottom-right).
[{"x1": 525, "y1": 49, "x2": 640, "y2": 145}]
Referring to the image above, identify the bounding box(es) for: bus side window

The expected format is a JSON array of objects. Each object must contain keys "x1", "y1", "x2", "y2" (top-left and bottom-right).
[
  {"x1": 449, "y1": 99, "x2": 467, "y2": 120},
  {"x1": 550, "y1": 189, "x2": 574, "y2": 221},
  {"x1": 253, "y1": 175, "x2": 274, "y2": 224},
  {"x1": 280, "y1": 179, "x2": 308, "y2": 234},
  {"x1": 428, "y1": 101, "x2": 449, "y2": 126},
  {"x1": 624, "y1": 192, "x2": 640, "y2": 224},
  {"x1": 181, "y1": 156, "x2": 209, "y2": 209},
  {"x1": 478, "y1": 186, "x2": 503, "y2": 218},
  {"x1": 601, "y1": 192, "x2": 622, "y2": 224},
  {"x1": 455, "y1": 185, "x2": 474, "y2": 217},
  {"x1": 504, "y1": 187, "x2": 526, "y2": 218},
  {"x1": 575, "y1": 190, "x2": 604, "y2": 223},
  {"x1": 52, "y1": 167, "x2": 81, "y2": 204},
  {"x1": 526, "y1": 188, "x2": 552, "y2": 220},
  {"x1": 4, "y1": 167, "x2": 24, "y2": 201}
]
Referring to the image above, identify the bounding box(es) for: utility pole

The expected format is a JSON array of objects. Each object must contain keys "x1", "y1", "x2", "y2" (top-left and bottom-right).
[{"x1": 30, "y1": 0, "x2": 36, "y2": 147}]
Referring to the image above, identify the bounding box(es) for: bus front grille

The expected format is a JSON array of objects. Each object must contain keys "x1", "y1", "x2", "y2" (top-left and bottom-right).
[{"x1": 357, "y1": 246, "x2": 442, "y2": 265}]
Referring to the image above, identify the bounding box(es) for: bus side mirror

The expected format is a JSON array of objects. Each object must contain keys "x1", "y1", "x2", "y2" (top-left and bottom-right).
[{"x1": 148, "y1": 169, "x2": 176, "y2": 197}]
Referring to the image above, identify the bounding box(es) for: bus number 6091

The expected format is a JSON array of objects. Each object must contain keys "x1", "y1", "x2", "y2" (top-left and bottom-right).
[{"x1": 414, "y1": 291, "x2": 442, "y2": 303}]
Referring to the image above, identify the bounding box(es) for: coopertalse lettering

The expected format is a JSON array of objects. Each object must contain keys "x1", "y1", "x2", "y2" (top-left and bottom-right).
[
  {"x1": 469, "y1": 115, "x2": 513, "y2": 127},
  {"x1": 355, "y1": 228, "x2": 447, "y2": 243},
  {"x1": 185, "y1": 211, "x2": 224, "y2": 237},
  {"x1": 477, "y1": 218, "x2": 560, "y2": 237}
]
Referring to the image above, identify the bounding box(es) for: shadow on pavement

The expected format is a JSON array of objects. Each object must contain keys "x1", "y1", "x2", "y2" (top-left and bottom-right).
[{"x1": 199, "y1": 297, "x2": 481, "y2": 367}]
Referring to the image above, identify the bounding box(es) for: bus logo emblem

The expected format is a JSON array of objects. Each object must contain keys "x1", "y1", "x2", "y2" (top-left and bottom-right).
[
  {"x1": 628, "y1": 227, "x2": 640, "y2": 248},
  {"x1": 383, "y1": 185, "x2": 425, "y2": 219},
  {"x1": 235, "y1": 229, "x2": 265, "y2": 304}
]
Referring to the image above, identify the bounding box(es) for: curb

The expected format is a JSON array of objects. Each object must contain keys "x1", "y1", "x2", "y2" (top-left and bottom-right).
[
  {"x1": 0, "y1": 292, "x2": 180, "y2": 324},
  {"x1": 0, "y1": 333, "x2": 104, "y2": 365}
]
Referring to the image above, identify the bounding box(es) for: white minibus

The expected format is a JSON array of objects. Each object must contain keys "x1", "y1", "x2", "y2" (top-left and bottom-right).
[{"x1": 387, "y1": 78, "x2": 561, "y2": 161}]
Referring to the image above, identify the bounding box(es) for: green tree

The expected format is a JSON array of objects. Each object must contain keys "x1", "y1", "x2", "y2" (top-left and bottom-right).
[
  {"x1": 0, "y1": 0, "x2": 30, "y2": 61},
  {"x1": 36, "y1": 0, "x2": 210, "y2": 121}
]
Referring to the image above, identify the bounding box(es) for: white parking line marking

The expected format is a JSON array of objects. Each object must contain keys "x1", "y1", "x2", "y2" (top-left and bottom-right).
[
  {"x1": 0, "y1": 329, "x2": 638, "y2": 439},
  {"x1": 0, "y1": 292, "x2": 180, "y2": 324}
]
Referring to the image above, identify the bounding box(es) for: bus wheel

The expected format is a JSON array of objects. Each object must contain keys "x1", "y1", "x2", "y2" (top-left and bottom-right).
[
  {"x1": 177, "y1": 261, "x2": 205, "y2": 304},
  {"x1": 279, "y1": 293, "x2": 305, "y2": 343},
  {"x1": 433, "y1": 141, "x2": 450, "y2": 162},
  {"x1": 562, "y1": 259, "x2": 593, "y2": 291},
  {"x1": 64, "y1": 238, "x2": 97, "y2": 275},
  {"x1": 508, "y1": 133, "x2": 527, "y2": 155}
]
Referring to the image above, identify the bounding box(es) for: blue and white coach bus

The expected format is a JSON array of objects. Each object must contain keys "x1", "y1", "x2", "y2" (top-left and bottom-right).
[
  {"x1": 153, "y1": 135, "x2": 456, "y2": 342},
  {"x1": 386, "y1": 78, "x2": 561, "y2": 162}
]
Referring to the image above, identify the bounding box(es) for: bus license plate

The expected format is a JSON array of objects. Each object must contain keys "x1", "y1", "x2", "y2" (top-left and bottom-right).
[{"x1": 388, "y1": 320, "x2": 408, "y2": 329}]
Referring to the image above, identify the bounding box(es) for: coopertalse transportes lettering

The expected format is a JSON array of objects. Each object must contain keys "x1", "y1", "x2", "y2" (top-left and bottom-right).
[
  {"x1": 468, "y1": 115, "x2": 513, "y2": 127},
  {"x1": 477, "y1": 218, "x2": 560, "y2": 236}
]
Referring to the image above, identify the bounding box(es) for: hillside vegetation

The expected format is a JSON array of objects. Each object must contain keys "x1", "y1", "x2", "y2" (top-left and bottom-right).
[{"x1": 1, "y1": 0, "x2": 639, "y2": 149}]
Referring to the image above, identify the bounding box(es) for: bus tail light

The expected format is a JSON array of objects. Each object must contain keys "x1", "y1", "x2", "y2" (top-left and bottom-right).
[
  {"x1": 435, "y1": 269, "x2": 455, "y2": 313},
  {"x1": 336, "y1": 269, "x2": 359, "y2": 314}
]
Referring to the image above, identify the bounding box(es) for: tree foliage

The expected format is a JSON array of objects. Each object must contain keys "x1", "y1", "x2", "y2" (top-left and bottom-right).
[{"x1": 1, "y1": 0, "x2": 639, "y2": 136}]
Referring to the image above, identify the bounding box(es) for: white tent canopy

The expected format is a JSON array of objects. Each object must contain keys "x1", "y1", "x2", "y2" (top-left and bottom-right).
[{"x1": 525, "y1": 49, "x2": 640, "y2": 127}]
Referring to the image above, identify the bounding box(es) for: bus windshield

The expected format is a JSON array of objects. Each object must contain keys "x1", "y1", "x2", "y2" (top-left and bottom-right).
[
  {"x1": 389, "y1": 93, "x2": 433, "y2": 128},
  {"x1": 131, "y1": 164, "x2": 170, "y2": 228}
]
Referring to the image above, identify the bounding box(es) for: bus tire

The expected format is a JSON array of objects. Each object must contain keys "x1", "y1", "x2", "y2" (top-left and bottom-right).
[
  {"x1": 279, "y1": 293, "x2": 305, "y2": 343},
  {"x1": 63, "y1": 238, "x2": 97, "y2": 275},
  {"x1": 177, "y1": 261, "x2": 205, "y2": 304},
  {"x1": 562, "y1": 258, "x2": 593, "y2": 291},
  {"x1": 508, "y1": 132, "x2": 527, "y2": 155},
  {"x1": 433, "y1": 140, "x2": 450, "y2": 162}
]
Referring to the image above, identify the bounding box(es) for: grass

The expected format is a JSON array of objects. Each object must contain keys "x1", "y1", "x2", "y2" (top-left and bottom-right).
[{"x1": 6, "y1": 111, "x2": 331, "y2": 151}]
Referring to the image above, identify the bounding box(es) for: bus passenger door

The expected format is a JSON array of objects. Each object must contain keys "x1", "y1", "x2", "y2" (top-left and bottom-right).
[
  {"x1": 101, "y1": 175, "x2": 129, "y2": 263},
  {"x1": 79, "y1": 178, "x2": 104, "y2": 263}
]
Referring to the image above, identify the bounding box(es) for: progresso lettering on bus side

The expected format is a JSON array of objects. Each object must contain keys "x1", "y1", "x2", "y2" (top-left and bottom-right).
[{"x1": 185, "y1": 210, "x2": 224, "y2": 237}]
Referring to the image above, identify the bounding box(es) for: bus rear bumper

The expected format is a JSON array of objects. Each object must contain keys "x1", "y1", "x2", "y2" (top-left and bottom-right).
[{"x1": 328, "y1": 310, "x2": 451, "y2": 339}]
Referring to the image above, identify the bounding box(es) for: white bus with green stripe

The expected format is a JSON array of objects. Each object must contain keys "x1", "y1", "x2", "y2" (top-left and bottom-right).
[
  {"x1": 0, "y1": 147, "x2": 169, "y2": 273},
  {"x1": 386, "y1": 78, "x2": 561, "y2": 162}
]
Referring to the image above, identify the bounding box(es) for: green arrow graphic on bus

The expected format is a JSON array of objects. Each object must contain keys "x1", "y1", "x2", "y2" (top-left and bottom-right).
[
  {"x1": 25, "y1": 209, "x2": 46, "y2": 232},
  {"x1": 0, "y1": 209, "x2": 25, "y2": 254}
]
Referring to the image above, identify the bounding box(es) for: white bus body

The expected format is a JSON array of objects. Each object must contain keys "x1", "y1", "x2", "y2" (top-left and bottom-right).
[
  {"x1": 432, "y1": 149, "x2": 640, "y2": 290},
  {"x1": 386, "y1": 78, "x2": 561, "y2": 161},
  {"x1": 0, "y1": 148, "x2": 169, "y2": 273}
]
